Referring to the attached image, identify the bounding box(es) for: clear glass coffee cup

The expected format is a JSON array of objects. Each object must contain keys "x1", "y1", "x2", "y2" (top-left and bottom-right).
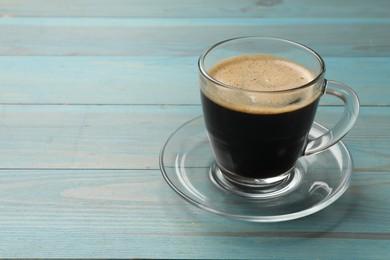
[{"x1": 199, "y1": 37, "x2": 359, "y2": 197}]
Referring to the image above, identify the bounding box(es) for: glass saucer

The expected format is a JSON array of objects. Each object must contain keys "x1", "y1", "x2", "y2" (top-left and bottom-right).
[{"x1": 159, "y1": 116, "x2": 353, "y2": 222}]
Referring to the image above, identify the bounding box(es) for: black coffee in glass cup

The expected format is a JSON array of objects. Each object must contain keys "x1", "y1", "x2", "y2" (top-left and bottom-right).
[{"x1": 199, "y1": 37, "x2": 359, "y2": 197}]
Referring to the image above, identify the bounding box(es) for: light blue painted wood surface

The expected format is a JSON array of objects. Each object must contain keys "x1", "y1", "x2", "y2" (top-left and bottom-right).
[
  {"x1": 1, "y1": 0, "x2": 389, "y2": 18},
  {"x1": 0, "y1": 0, "x2": 389, "y2": 259},
  {"x1": 0, "y1": 18, "x2": 389, "y2": 56},
  {"x1": 0, "y1": 57, "x2": 389, "y2": 105}
]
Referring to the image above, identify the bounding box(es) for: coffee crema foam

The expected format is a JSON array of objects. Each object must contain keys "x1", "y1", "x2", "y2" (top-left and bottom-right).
[{"x1": 203, "y1": 54, "x2": 322, "y2": 114}]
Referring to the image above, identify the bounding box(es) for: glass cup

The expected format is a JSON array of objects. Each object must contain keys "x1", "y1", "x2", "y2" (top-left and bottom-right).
[{"x1": 198, "y1": 37, "x2": 359, "y2": 197}]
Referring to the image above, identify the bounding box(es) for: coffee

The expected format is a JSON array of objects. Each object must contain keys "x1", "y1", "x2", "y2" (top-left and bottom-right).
[{"x1": 201, "y1": 54, "x2": 321, "y2": 178}]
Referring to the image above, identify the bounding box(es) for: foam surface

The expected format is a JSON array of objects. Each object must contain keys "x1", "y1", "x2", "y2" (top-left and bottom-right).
[
  {"x1": 209, "y1": 54, "x2": 315, "y2": 91},
  {"x1": 203, "y1": 54, "x2": 321, "y2": 114}
]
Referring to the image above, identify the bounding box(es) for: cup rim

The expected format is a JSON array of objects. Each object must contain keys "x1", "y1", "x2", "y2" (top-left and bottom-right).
[{"x1": 198, "y1": 36, "x2": 326, "y2": 93}]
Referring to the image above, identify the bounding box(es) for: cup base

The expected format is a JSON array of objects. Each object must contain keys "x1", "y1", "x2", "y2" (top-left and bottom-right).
[{"x1": 210, "y1": 162, "x2": 305, "y2": 199}]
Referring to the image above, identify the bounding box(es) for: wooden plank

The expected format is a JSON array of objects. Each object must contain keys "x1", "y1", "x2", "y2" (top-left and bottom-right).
[
  {"x1": 0, "y1": 1, "x2": 386, "y2": 259},
  {"x1": 0, "y1": 0, "x2": 388, "y2": 18},
  {"x1": 0, "y1": 56, "x2": 388, "y2": 106},
  {"x1": 0, "y1": 105, "x2": 388, "y2": 172},
  {"x1": 0, "y1": 168, "x2": 388, "y2": 258},
  {"x1": 0, "y1": 105, "x2": 199, "y2": 169},
  {"x1": 0, "y1": 18, "x2": 388, "y2": 56}
]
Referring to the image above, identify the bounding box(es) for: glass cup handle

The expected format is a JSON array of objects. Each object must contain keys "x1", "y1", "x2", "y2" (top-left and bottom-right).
[{"x1": 304, "y1": 80, "x2": 360, "y2": 155}]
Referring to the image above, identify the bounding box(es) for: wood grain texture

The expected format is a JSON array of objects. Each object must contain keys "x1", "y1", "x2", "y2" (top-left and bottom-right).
[
  {"x1": 0, "y1": 56, "x2": 388, "y2": 105},
  {"x1": 0, "y1": 105, "x2": 198, "y2": 169},
  {"x1": 1, "y1": 0, "x2": 388, "y2": 18},
  {"x1": 0, "y1": 168, "x2": 388, "y2": 258},
  {"x1": 0, "y1": 105, "x2": 387, "y2": 172},
  {"x1": 0, "y1": 0, "x2": 388, "y2": 258},
  {"x1": 0, "y1": 18, "x2": 388, "y2": 56}
]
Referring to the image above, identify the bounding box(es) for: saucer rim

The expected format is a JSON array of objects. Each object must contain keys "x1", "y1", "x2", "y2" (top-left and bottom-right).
[{"x1": 159, "y1": 115, "x2": 353, "y2": 222}]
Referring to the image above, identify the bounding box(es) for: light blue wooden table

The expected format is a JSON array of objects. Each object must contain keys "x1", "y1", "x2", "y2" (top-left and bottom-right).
[{"x1": 0, "y1": 0, "x2": 389, "y2": 258}]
